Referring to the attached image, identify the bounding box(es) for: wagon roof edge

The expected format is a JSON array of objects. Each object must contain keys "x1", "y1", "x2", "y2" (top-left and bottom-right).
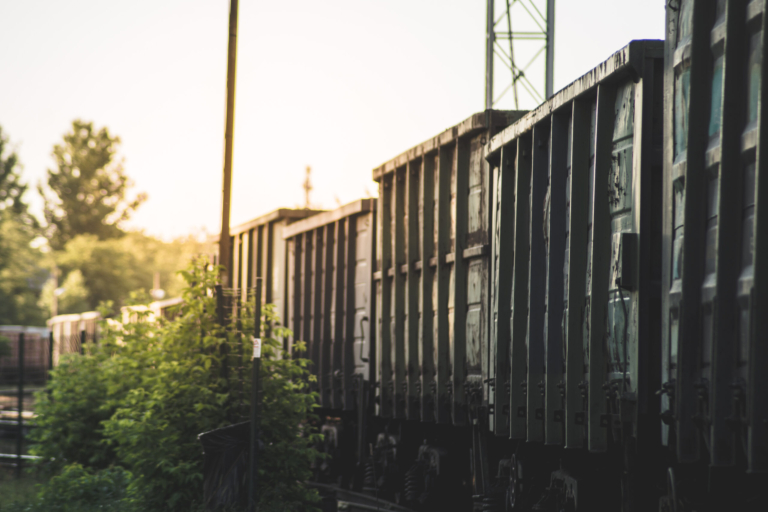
[
  {"x1": 487, "y1": 39, "x2": 664, "y2": 156},
  {"x1": 372, "y1": 110, "x2": 526, "y2": 182},
  {"x1": 282, "y1": 198, "x2": 376, "y2": 239},
  {"x1": 228, "y1": 208, "x2": 325, "y2": 237}
]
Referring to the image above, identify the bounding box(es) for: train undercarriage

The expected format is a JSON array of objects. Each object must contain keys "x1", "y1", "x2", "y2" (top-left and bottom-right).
[{"x1": 311, "y1": 402, "x2": 767, "y2": 512}]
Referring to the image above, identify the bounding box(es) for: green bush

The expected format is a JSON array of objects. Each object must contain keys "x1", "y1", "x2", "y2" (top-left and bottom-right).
[
  {"x1": 29, "y1": 353, "x2": 118, "y2": 469},
  {"x1": 0, "y1": 464, "x2": 131, "y2": 512},
  {"x1": 30, "y1": 301, "x2": 150, "y2": 471},
  {"x1": 30, "y1": 260, "x2": 321, "y2": 511},
  {"x1": 34, "y1": 464, "x2": 132, "y2": 512}
]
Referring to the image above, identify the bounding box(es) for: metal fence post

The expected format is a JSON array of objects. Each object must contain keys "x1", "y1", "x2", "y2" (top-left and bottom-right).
[
  {"x1": 48, "y1": 330, "x2": 54, "y2": 374},
  {"x1": 80, "y1": 329, "x2": 86, "y2": 356},
  {"x1": 16, "y1": 332, "x2": 24, "y2": 479},
  {"x1": 248, "y1": 278, "x2": 262, "y2": 511}
]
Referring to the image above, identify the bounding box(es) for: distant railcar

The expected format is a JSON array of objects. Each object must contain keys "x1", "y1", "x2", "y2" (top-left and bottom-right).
[
  {"x1": 282, "y1": 200, "x2": 377, "y2": 483},
  {"x1": 283, "y1": 199, "x2": 376, "y2": 410},
  {"x1": 371, "y1": 109, "x2": 525, "y2": 427},
  {"x1": 47, "y1": 312, "x2": 100, "y2": 364}
]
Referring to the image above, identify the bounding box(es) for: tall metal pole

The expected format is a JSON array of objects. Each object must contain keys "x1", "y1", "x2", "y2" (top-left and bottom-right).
[
  {"x1": 485, "y1": 0, "x2": 495, "y2": 111},
  {"x1": 51, "y1": 267, "x2": 59, "y2": 317},
  {"x1": 16, "y1": 332, "x2": 24, "y2": 479},
  {"x1": 248, "y1": 278, "x2": 263, "y2": 511},
  {"x1": 545, "y1": 0, "x2": 555, "y2": 98},
  {"x1": 48, "y1": 331, "x2": 54, "y2": 374},
  {"x1": 218, "y1": 0, "x2": 240, "y2": 286}
]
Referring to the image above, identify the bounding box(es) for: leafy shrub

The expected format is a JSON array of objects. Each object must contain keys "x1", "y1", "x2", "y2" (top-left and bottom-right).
[
  {"x1": 30, "y1": 259, "x2": 321, "y2": 511},
  {"x1": 34, "y1": 464, "x2": 133, "y2": 512},
  {"x1": 249, "y1": 314, "x2": 322, "y2": 512},
  {"x1": 29, "y1": 353, "x2": 117, "y2": 469},
  {"x1": 30, "y1": 304, "x2": 151, "y2": 470},
  {"x1": 0, "y1": 464, "x2": 132, "y2": 512}
]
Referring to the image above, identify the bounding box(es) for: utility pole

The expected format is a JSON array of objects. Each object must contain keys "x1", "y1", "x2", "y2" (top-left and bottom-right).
[
  {"x1": 485, "y1": 0, "x2": 555, "y2": 110},
  {"x1": 51, "y1": 267, "x2": 59, "y2": 317},
  {"x1": 218, "y1": 0, "x2": 239, "y2": 286},
  {"x1": 485, "y1": 1, "x2": 494, "y2": 111}
]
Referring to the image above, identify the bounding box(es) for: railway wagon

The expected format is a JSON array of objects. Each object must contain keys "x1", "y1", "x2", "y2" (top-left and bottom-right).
[
  {"x1": 282, "y1": 200, "x2": 377, "y2": 482},
  {"x1": 371, "y1": 109, "x2": 524, "y2": 427},
  {"x1": 283, "y1": 199, "x2": 376, "y2": 407},
  {"x1": 485, "y1": 40, "x2": 665, "y2": 510},
  {"x1": 223, "y1": 208, "x2": 321, "y2": 328},
  {"x1": 661, "y1": 0, "x2": 768, "y2": 505},
  {"x1": 47, "y1": 312, "x2": 100, "y2": 365}
]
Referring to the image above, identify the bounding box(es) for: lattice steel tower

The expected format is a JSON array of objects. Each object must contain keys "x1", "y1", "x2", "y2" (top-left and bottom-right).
[{"x1": 485, "y1": 0, "x2": 555, "y2": 110}]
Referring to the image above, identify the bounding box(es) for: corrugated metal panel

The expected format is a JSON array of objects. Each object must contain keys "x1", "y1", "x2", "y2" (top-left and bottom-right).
[
  {"x1": 511, "y1": 136, "x2": 533, "y2": 439},
  {"x1": 436, "y1": 144, "x2": 452, "y2": 424},
  {"x1": 373, "y1": 110, "x2": 526, "y2": 426},
  {"x1": 663, "y1": 0, "x2": 768, "y2": 472},
  {"x1": 392, "y1": 166, "x2": 406, "y2": 419},
  {"x1": 419, "y1": 153, "x2": 436, "y2": 421},
  {"x1": 527, "y1": 124, "x2": 549, "y2": 443},
  {"x1": 563, "y1": 101, "x2": 591, "y2": 449},
  {"x1": 406, "y1": 160, "x2": 421, "y2": 420},
  {"x1": 376, "y1": 176, "x2": 393, "y2": 417},
  {"x1": 283, "y1": 200, "x2": 376, "y2": 410},
  {"x1": 487, "y1": 41, "x2": 664, "y2": 450}
]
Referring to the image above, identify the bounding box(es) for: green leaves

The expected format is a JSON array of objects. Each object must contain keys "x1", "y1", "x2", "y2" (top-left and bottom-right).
[
  {"x1": 31, "y1": 258, "x2": 321, "y2": 511},
  {"x1": 28, "y1": 464, "x2": 134, "y2": 512}
]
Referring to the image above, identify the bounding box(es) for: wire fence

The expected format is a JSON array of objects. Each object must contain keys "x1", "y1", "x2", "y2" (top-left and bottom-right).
[
  {"x1": 0, "y1": 327, "x2": 50, "y2": 474},
  {"x1": 0, "y1": 328, "x2": 51, "y2": 386},
  {"x1": 216, "y1": 286, "x2": 260, "y2": 425}
]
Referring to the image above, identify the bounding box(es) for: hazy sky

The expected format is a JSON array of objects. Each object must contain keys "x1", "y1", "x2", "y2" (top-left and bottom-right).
[{"x1": 0, "y1": 0, "x2": 664, "y2": 240}]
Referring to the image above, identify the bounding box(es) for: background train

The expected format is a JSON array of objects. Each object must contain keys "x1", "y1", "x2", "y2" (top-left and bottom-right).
[{"x1": 219, "y1": 3, "x2": 767, "y2": 509}]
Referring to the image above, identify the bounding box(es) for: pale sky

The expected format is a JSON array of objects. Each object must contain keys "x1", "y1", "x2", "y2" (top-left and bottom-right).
[{"x1": 0, "y1": 0, "x2": 664, "y2": 240}]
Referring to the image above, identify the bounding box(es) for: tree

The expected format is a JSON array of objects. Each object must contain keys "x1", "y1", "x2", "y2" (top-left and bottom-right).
[
  {"x1": 1, "y1": 125, "x2": 36, "y2": 224},
  {"x1": 40, "y1": 120, "x2": 146, "y2": 250},
  {"x1": 0, "y1": 125, "x2": 46, "y2": 325},
  {"x1": 0, "y1": 212, "x2": 48, "y2": 325},
  {"x1": 39, "y1": 269, "x2": 90, "y2": 316},
  {"x1": 37, "y1": 231, "x2": 213, "y2": 315}
]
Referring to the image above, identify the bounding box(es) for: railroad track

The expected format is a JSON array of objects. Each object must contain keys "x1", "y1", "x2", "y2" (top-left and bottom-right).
[{"x1": 311, "y1": 482, "x2": 416, "y2": 512}]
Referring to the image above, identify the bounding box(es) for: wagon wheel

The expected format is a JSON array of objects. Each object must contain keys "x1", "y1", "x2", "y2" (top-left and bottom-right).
[
  {"x1": 659, "y1": 467, "x2": 680, "y2": 512},
  {"x1": 506, "y1": 454, "x2": 523, "y2": 510}
]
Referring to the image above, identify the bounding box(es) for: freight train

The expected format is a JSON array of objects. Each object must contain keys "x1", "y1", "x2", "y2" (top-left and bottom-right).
[{"x1": 224, "y1": 4, "x2": 768, "y2": 509}]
